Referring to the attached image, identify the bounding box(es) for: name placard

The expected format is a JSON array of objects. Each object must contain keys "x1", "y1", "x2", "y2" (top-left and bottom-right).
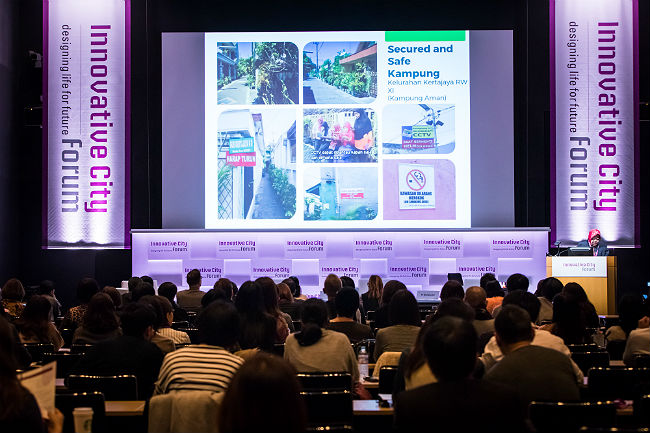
[{"x1": 552, "y1": 257, "x2": 607, "y2": 278}]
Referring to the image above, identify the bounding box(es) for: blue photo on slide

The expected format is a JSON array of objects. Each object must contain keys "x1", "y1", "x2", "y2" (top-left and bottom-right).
[
  {"x1": 304, "y1": 167, "x2": 378, "y2": 221},
  {"x1": 303, "y1": 41, "x2": 377, "y2": 104},
  {"x1": 382, "y1": 104, "x2": 456, "y2": 154},
  {"x1": 217, "y1": 42, "x2": 298, "y2": 104}
]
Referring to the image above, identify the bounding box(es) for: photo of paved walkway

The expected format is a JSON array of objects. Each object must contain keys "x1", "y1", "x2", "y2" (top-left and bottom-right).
[
  {"x1": 218, "y1": 78, "x2": 257, "y2": 104},
  {"x1": 303, "y1": 77, "x2": 375, "y2": 104},
  {"x1": 250, "y1": 172, "x2": 290, "y2": 219}
]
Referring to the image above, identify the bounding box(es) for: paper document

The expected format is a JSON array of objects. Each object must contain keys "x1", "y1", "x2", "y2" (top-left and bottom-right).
[{"x1": 17, "y1": 361, "x2": 57, "y2": 418}]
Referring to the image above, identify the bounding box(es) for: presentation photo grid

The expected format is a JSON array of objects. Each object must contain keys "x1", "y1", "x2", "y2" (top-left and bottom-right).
[{"x1": 205, "y1": 31, "x2": 471, "y2": 229}]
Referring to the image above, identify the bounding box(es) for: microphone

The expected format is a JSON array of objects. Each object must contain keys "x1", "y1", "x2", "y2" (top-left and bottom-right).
[{"x1": 554, "y1": 240, "x2": 562, "y2": 256}]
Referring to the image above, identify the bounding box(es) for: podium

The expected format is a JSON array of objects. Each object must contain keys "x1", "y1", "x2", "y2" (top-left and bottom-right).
[{"x1": 546, "y1": 256, "x2": 617, "y2": 315}]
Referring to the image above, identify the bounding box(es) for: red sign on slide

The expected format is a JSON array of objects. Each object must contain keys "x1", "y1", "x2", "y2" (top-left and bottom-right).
[{"x1": 226, "y1": 151, "x2": 256, "y2": 167}]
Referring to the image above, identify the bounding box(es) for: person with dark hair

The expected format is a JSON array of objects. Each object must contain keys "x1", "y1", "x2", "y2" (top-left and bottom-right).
[
  {"x1": 485, "y1": 305, "x2": 580, "y2": 406},
  {"x1": 374, "y1": 279, "x2": 407, "y2": 329},
  {"x1": 284, "y1": 298, "x2": 359, "y2": 384},
  {"x1": 154, "y1": 296, "x2": 191, "y2": 345},
  {"x1": 505, "y1": 273, "x2": 529, "y2": 293},
  {"x1": 1, "y1": 278, "x2": 26, "y2": 319},
  {"x1": 537, "y1": 277, "x2": 564, "y2": 323},
  {"x1": 432, "y1": 298, "x2": 475, "y2": 323},
  {"x1": 37, "y1": 280, "x2": 61, "y2": 321},
  {"x1": 176, "y1": 269, "x2": 204, "y2": 313},
  {"x1": 464, "y1": 286, "x2": 494, "y2": 336},
  {"x1": 62, "y1": 277, "x2": 100, "y2": 328},
  {"x1": 479, "y1": 272, "x2": 497, "y2": 290},
  {"x1": 327, "y1": 288, "x2": 373, "y2": 343},
  {"x1": 121, "y1": 276, "x2": 142, "y2": 305},
  {"x1": 155, "y1": 301, "x2": 243, "y2": 394},
  {"x1": 340, "y1": 276, "x2": 355, "y2": 289},
  {"x1": 362, "y1": 275, "x2": 383, "y2": 315},
  {"x1": 141, "y1": 275, "x2": 154, "y2": 286},
  {"x1": 288, "y1": 276, "x2": 306, "y2": 301},
  {"x1": 235, "y1": 281, "x2": 277, "y2": 351},
  {"x1": 102, "y1": 286, "x2": 122, "y2": 311},
  {"x1": 138, "y1": 296, "x2": 175, "y2": 354},
  {"x1": 201, "y1": 288, "x2": 228, "y2": 309},
  {"x1": 540, "y1": 293, "x2": 592, "y2": 345},
  {"x1": 323, "y1": 273, "x2": 342, "y2": 319},
  {"x1": 256, "y1": 277, "x2": 293, "y2": 339},
  {"x1": 213, "y1": 278, "x2": 235, "y2": 301},
  {"x1": 72, "y1": 292, "x2": 121, "y2": 345},
  {"x1": 278, "y1": 282, "x2": 302, "y2": 320},
  {"x1": 0, "y1": 316, "x2": 64, "y2": 433},
  {"x1": 219, "y1": 353, "x2": 307, "y2": 433},
  {"x1": 15, "y1": 295, "x2": 64, "y2": 351},
  {"x1": 439, "y1": 280, "x2": 464, "y2": 301},
  {"x1": 157, "y1": 281, "x2": 189, "y2": 322},
  {"x1": 374, "y1": 290, "x2": 421, "y2": 360},
  {"x1": 71, "y1": 303, "x2": 164, "y2": 399},
  {"x1": 562, "y1": 282, "x2": 600, "y2": 328},
  {"x1": 352, "y1": 109, "x2": 374, "y2": 161},
  {"x1": 484, "y1": 280, "x2": 505, "y2": 315},
  {"x1": 132, "y1": 281, "x2": 155, "y2": 303},
  {"x1": 394, "y1": 316, "x2": 526, "y2": 433}
]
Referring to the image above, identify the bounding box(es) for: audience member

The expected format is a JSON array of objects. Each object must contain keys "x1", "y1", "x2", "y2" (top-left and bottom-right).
[
  {"x1": 506, "y1": 273, "x2": 529, "y2": 293},
  {"x1": 132, "y1": 281, "x2": 155, "y2": 303},
  {"x1": 1, "y1": 278, "x2": 25, "y2": 319},
  {"x1": 234, "y1": 281, "x2": 277, "y2": 351},
  {"x1": 72, "y1": 292, "x2": 122, "y2": 345},
  {"x1": 0, "y1": 316, "x2": 64, "y2": 433},
  {"x1": 157, "y1": 282, "x2": 189, "y2": 322},
  {"x1": 37, "y1": 280, "x2": 61, "y2": 321},
  {"x1": 606, "y1": 294, "x2": 646, "y2": 342},
  {"x1": 219, "y1": 353, "x2": 307, "y2": 433},
  {"x1": 563, "y1": 282, "x2": 600, "y2": 328},
  {"x1": 256, "y1": 277, "x2": 293, "y2": 338},
  {"x1": 374, "y1": 280, "x2": 406, "y2": 329},
  {"x1": 394, "y1": 316, "x2": 526, "y2": 433},
  {"x1": 361, "y1": 274, "x2": 383, "y2": 315},
  {"x1": 102, "y1": 286, "x2": 122, "y2": 310},
  {"x1": 479, "y1": 272, "x2": 497, "y2": 290},
  {"x1": 541, "y1": 293, "x2": 592, "y2": 345},
  {"x1": 153, "y1": 296, "x2": 191, "y2": 345},
  {"x1": 122, "y1": 276, "x2": 142, "y2": 305},
  {"x1": 623, "y1": 315, "x2": 650, "y2": 366},
  {"x1": 154, "y1": 301, "x2": 243, "y2": 394},
  {"x1": 464, "y1": 286, "x2": 494, "y2": 336},
  {"x1": 139, "y1": 296, "x2": 176, "y2": 354},
  {"x1": 439, "y1": 280, "x2": 464, "y2": 301},
  {"x1": 14, "y1": 295, "x2": 64, "y2": 351},
  {"x1": 213, "y1": 278, "x2": 235, "y2": 301},
  {"x1": 71, "y1": 303, "x2": 164, "y2": 399},
  {"x1": 340, "y1": 276, "x2": 355, "y2": 289},
  {"x1": 536, "y1": 277, "x2": 563, "y2": 323},
  {"x1": 62, "y1": 277, "x2": 100, "y2": 329},
  {"x1": 277, "y1": 282, "x2": 300, "y2": 320},
  {"x1": 201, "y1": 288, "x2": 229, "y2": 309},
  {"x1": 374, "y1": 290, "x2": 421, "y2": 360},
  {"x1": 176, "y1": 269, "x2": 205, "y2": 313},
  {"x1": 485, "y1": 305, "x2": 580, "y2": 408},
  {"x1": 141, "y1": 275, "x2": 154, "y2": 286},
  {"x1": 327, "y1": 288, "x2": 373, "y2": 343},
  {"x1": 323, "y1": 273, "x2": 342, "y2": 319},
  {"x1": 288, "y1": 276, "x2": 307, "y2": 301},
  {"x1": 484, "y1": 279, "x2": 505, "y2": 315}
]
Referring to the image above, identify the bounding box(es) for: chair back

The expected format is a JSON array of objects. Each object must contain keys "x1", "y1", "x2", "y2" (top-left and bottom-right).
[
  {"x1": 635, "y1": 394, "x2": 650, "y2": 426},
  {"x1": 60, "y1": 328, "x2": 75, "y2": 348},
  {"x1": 171, "y1": 321, "x2": 189, "y2": 330},
  {"x1": 70, "y1": 344, "x2": 94, "y2": 354},
  {"x1": 178, "y1": 328, "x2": 199, "y2": 344},
  {"x1": 297, "y1": 372, "x2": 352, "y2": 392},
  {"x1": 588, "y1": 368, "x2": 650, "y2": 401},
  {"x1": 632, "y1": 355, "x2": 650, "y2": 368},
  {"x1": 23, "y1": 343, "x2": 55, "y2": 362},
  {"x1": 272, "y1": 343, "x2": 285, "y2": 357},
  {"x1": 529, "y1": 401, "x2": 617, "y2": 433},
  {"x1": 292, "y1": 320, "x2": 302, "y2": 332},
  {"x1": 571, "y1": 351, "x2": 610, "y2": 376},
  {"x1": 378, "y1": 366, "x2": 399, "y2": 394},
  {"x1": 567, "y1": 343, "x2": 601, "y2": 353},
  {"x1": 606, "y1": 340, "x2": 626, "y2": 360},
  {"x1": 66, "y1": 374, "x2": 138, "y2": 400},
  {"x1": 366, "y1": 311, "x2": 376, "y2": 321},
  {"x1": 55, "y1": 391, "x2": 106, "y2": 433},
  {"x1": 301, "y1": 390, "x2": 353, "y2": 427},
  {"x1": 42, "y1": 352, "x2": 85, "y2": 378}
]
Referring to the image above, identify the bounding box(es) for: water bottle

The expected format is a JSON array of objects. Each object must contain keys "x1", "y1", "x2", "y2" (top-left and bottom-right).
[{"x1": 358, "y1": 345, "x2": 369, "y2": 378}]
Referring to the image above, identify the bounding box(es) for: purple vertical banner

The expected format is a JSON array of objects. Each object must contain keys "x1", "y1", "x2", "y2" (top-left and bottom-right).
[
  {"x1": 551, "y1": 0, "x2": 639, "y2": 247},
  {"x1": 43, "y1": 0, "x2": 130, "y2": 248}
]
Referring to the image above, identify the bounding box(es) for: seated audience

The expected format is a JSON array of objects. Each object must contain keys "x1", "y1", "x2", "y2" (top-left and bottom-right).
[
  {"x1": 536, "y1": 277, "x2": 563, "y2": 323},
  {"x1": 15, "y1": 295, "x2": 64, "y2": 351},
  {"x1": 284, "y1": 298, "x2": 360, "y2": 386},
  {"x1": 541, "y1": 293, "x2": 592, "y2": 345},
  {"x1": 491, "y1": 273, "x2": 530, "y2": 317},
  {"x1": 563, "y1": 282, "x2": 600, "y2": 329},
  {"x1": 439, "y1": 280, "x2": 464, "y2": 301},
  {"x1": 288, "y1": 276, "x2": 307, "y2": 301},
  {"x1": 323, "y1": 273, "x2": 342, "y2": 319},
  {"x1": 0, "y1": 316, "x2": 64, "y2": 433},
  {"x1": 176, "y1": 269, "x2": 205, "y2": 313},
  {"x1": 374, "y1": 289, "x2": 421, "y2": 360},
  {"x1": 139, "y1": 295, "x2": 176, "y2": 354},
  {"x1": 623, "y1": 315, "x2": 650, "y2": 366},
  {"x1": 157, "y1": 281, "x2": 189, "y2": 323},
  {"x1": 256, "y1": 277, "x2": 293, "y2": 338},
  {"x1": 121, "y1": 276, "x2": 142, "y2": 306},
  {"x1": 277, "y1": 282, "x2": 300, "y2": 320},
  {"x1": 37, "y1": 280, "x2": 61, "y2": 321},
  {"x1": 394, "y1": 316, "x2": 526, "y2": 433},
  {"x1": 361, "y1": 274, "x2": 383, "y2": 315},
  {"x1": 485, "y1": 305, "x2": 580, "y2": 408},
  {"x1": 235, "y1": 281, "x2": 277, "y2": 352},
  {"x1": 340, "y1": 276, "x2": 355, "y2": 289},
  {"x1": 374, "y1": 280, "x2": 406, "y2": 329},
  {"x1": 155, "y1": 301, "x2": 243, "y2": 394},
  {"x1": 101, "y1": 286, "x2": 122, "y2": 311},
  {"x1": 71, "y1": 303, "x2": 164, "y2": 399},
  {"x1": 201, "y1": 287, "x2": 229, "y2": 310},
  {"x1": 72, "y1": 292, "x2": 122, "y2": 345},
  {"x1": 606, "y1": 294, "x2": 646, "y2": 342},
  {"x1": 153, "y1": 296, "x2": 191, "y2": 345},
  {"x1": 62, "y1": 277, "x2": 100, "y2": 329},
  {"x1": 213, "y1": 278, "x2": 235, "y2": 302},
  {"x1": 484, "y1": 279, "x2": 505, "y2": 315},
  {"x1": 141, "y1": 275, "x2": 154, "y2": 286},
  {"x1": 1, "y1": 278, "x2": 25, "y2": 319},
  {"x1": 327, "y1": 288, "x2": 373, "y2": 343},
  {"x1": 464, "y1": 286, "x2": 494, "y2": 336},
  {"x1": 219, "y1": 353, "x2": 307, "y2": 433},
  {"x1": 131, "y1": 281, "x2": 155, "y2": 303}
]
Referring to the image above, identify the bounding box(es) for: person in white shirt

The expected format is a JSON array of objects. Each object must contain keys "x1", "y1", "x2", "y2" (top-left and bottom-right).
[{"x1": 623, "y1": 316, "x2": 650, "y2": 366}]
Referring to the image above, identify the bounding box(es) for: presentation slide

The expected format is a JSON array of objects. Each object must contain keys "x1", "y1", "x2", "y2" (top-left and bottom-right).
[{"x1": 161, "y1": 30, "x2": 514, "y2": 229}]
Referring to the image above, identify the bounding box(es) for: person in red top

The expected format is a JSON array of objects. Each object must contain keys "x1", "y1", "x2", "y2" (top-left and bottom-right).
[{"x1": 577, "y1": 229, "x2": 609, "y2": 256}]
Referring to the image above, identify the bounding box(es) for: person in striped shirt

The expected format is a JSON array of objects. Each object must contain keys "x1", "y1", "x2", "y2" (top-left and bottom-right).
[{"x1": 154, "y1": 301, "x2": 244, "y2": 394}]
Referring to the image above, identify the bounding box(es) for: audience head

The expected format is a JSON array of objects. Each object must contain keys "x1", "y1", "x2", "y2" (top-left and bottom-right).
[
  {"x1": 618, "y1": 294, "x2": 646, "y2": 336},
  {"x1": 323, "y1": 274, "x2": 342, "y2": 299},
  {"x1": 464, "y1": 286, "x2": 487, "y2": 310},
  {"x1": 76, "y1": 277, "x2": 100, "y2": 304},
  {"x1": 234, "y1": 281, "x2": 264, "y2": 315},
  {"x1": 196, "y1": 301, "x2": 240, "y2": 348},
  {"x1": 37, "y1": 280, "x2": 55, "y2": 297},
  {"x1": 102, "y1": 286, "x2": 122, "y2": 310},
  {"x1": 19, "y1": 295, "x2": 51, "y2": 324},
  {"x1": 440, "y1": 280, "x2": 464, "y2": 301},
  {"x1": 340, "y1": 276, "x2": 355, "y2": 289},
  {"x1": 433, "y1": 298, "x2": 475, "y2": 322},
  {"x1": 219, "y1": 353, "x2": 306, "y2": 433},
  {"x1": 157, "y1": 282, "x2": 178, "y2": 305},
  {"x1": 422, "y1": 316, "x2": 477, "y2": 382},
  {"x1": 289, "y1": 276, "x2": 301, "y2": 297},
  {"x1": 127, "y1": 276, "x2": 142, "y2": 292},
  {"x1": 551, "y1": 293, "x2": 588, "y2": 344},
  {"x1": 1, "y1": 278, "x2": 25, "y2": 302},
  {"x1": 381, "y1": 280, "x2": 407, "y2": 306},
  {"x1": 563, "y1": 282, "x2": 590, "y2": 304},
  {"x1": 297, "y1": 298, "x2": 328, "y2": 346},
  {"x1": 83, "y1": 292, "x2": 119, "y2": 334},
  {"x1": 502, "y1": 290, "x2": 541, "y2": 323},
  {"x1": 389, "y1": 290, "x2": 421, "y2": 327},
  {"x1": 132, "y1": 282, "x2": 155, "y2": 303},
  {"x1": 367, "y1": 275, "x2": 383, "y2": 300},
  {"x1": 213, "y1": 278, "x2": 235, "y2": 301},
  {"x1": 201, "y1": 288, "x2": 228, "y2": 308},
  {"x1": 539, "y1": 277, "x2": 564, "y2": 301},
  {"x1": 281, "y1": 278, "x2": 297, "y2": 298},
  {"x1": 119, "y1": 303, "x2": 156, "y2": 339},
  {"x1": 506, "y1": 273, "x2": 529, "y2": 293},
  {"x1": 138, "y1": 295, "x2": 167, "y2": 331},
  {"x1": 256, "y1": 277, "x2": 281, "y2": 315},
  {"x1": 335, "y1": 288, "x2": 360, "y2": 319},
  {"x1": 484, "y1": 279, "x2": 505, "y2": 298},
  {"x1": 156, "y1": 296, "x2": 175, "y2": 327},
  {"x1": 276, "y1": 283, "x2": 294, "y2": 303},
  {"x1": 186, "y1": 269, "x2": 202, "y2": 288},
  {"x1": 141, "y1": 275, "x2": 154, "y2": 286},
  {"x1": 494, "y1": 305, "x2": 534, "y2": 352},
  {"x1": 479, "y1": 273, "x2": 497, "y2": 290}
]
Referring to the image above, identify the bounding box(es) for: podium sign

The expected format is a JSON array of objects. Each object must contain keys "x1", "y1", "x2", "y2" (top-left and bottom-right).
[{"x1": 551, "y1": 257, "x2": 607, "y2": 278}]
